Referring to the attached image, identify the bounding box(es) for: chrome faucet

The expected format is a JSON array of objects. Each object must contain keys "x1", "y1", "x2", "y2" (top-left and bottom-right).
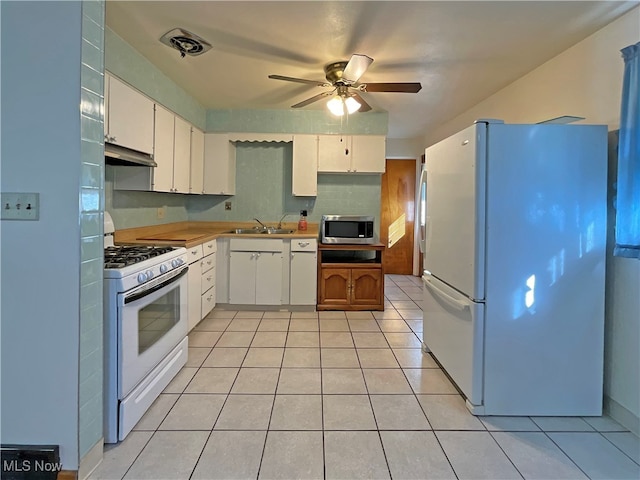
[
  {"x1": 253, "y1": 218, "x2": 266, "y2": 229},
  {"x1": 277, "y1": 213, "x2": 290, "y2": 229}
]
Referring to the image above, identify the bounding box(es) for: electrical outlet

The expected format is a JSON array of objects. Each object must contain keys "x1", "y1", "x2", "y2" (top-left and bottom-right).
[
  {"x1": 157, "y1": 207, "x2": 166, "y2": 219},
  {"x1": 1, "y1": 192, "x2": 39, "y2": 220},
  {"x1": 225, "y1": 201, "x2": 232, "y2": 210}
]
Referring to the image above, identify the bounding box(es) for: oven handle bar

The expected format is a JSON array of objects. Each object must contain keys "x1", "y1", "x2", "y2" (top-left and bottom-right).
[{"x1": 124, "y1": 266, "x2": 188, "y2": 305}]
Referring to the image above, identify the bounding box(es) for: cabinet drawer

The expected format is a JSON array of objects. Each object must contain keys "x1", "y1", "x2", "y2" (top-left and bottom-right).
[
  {"x1": 291, "y1": 238, "x2": 317, "y2": 252},
  {"x1": 203, "y1": 239, "x2": 217, "y2": 255},
  {"x1": 201, "y1": 268, "x2": 216, "y2": 294},
  {"x1": 201, "y1": 289, "x2": 216, "y2": 318},
  {"x1": 187, "y1": 245, "x2": 204, "y2": 264},
  {"x1": 200, "y1": 253, "x2": 215, "y2": 273},
  {"x1": 230, "y1": 238, "x2": 283, "y2": 252}
]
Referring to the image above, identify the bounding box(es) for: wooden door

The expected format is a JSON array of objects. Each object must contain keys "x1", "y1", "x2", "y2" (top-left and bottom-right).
[{"x1": 381, "y1": 159, "x2": 416, "y2": 274}]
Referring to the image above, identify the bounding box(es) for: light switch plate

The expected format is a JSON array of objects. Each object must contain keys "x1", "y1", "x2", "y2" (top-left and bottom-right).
[{"x1": 1, "y1": 192, "x2": 40, "y2": 220}]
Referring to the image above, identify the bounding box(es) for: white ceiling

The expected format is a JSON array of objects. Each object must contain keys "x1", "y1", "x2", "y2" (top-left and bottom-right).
[{"x1": 106, "y1": 1, "x2": 637, "y2": 139}]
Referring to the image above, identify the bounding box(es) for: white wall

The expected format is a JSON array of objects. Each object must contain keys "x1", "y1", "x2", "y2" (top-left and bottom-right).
[
  {"x1": 0, "y1": 2, "x2": 83, "y2": 468},
  {"x1": 420, "y1": 7, "x2": 640, "y2": 433}
]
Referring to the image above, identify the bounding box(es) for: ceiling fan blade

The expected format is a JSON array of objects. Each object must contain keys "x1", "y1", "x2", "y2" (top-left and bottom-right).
[
  {"x1": 342, "y1": 54, "x2": 373, "y2": 84},
  {"x1": 350, "y1": 92, "x2": 372, "y2": 112},
  {"x1": 291, "y1": 90, "x2": 334, "y2": 108},
  {"x1": 268, "y1": 74, "x2": 329, "y2": 87},
  {"x1": 361, "y1": 82, "x2": 422, "y2": 93}
]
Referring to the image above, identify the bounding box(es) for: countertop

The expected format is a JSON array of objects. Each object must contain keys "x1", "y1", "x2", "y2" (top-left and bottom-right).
[{"x1": 114, "y1": 221, "x2": 319, "y2": 248}]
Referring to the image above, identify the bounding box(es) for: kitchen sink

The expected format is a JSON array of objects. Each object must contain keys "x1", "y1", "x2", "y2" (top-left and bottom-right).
[
  {"x1": 224, "y1": 228, "x2": 295, "y2": 235},
  {"x1": 226, "y1": 228, "x2": 265, "y2": 234},
  {"x1": 264, "y1": 228, "x2": 295, "y2": 234}
]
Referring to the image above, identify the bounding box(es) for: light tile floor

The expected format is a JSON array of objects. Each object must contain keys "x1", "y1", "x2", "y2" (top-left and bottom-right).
[{"x1": 90, "y1": 274, "x2": 640, "y2": 480}]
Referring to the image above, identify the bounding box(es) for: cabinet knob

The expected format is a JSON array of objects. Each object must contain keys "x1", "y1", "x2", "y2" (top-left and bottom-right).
[
  {"x1": 298, "y1": 241, "x2": 309, "y2": 247},
  {"x1": 291, "y1": 253, "x2": 295, "y2": 258}
]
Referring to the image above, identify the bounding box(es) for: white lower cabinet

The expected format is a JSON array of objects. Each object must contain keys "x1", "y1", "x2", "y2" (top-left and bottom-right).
[
  {"x1": 187, "y1": 245, "x2": 204, "y2": 332},
  {"x1": 229, "y1": 239, "x2": 283, "y2": 305},
  {"x1": 200, "y1": 240, "x2": 217, "y2": 318},
  {"x1": 186, "y1": 240, "x2": 217, "y2": 332},
  {"x1": 290, "y1": 239, "x2": 317, "y2": 305}
]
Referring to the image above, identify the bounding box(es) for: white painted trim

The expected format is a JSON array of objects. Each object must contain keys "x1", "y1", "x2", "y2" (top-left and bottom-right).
[{"x1": 604, "y1": 396, "x2": 640, "y2": 436}]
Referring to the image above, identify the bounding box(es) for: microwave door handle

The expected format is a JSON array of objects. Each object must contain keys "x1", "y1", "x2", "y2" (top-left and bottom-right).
[{"x1": 124, "y1": 266, "x2": 188, "y2": 305}]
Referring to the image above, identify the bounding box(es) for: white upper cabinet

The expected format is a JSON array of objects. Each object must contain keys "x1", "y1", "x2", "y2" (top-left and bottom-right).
[
  {"x1": 189, "y1": 127, "x2": 205, "y2": 194},
  {"x1": 351, "y1": 135, "x2": 386, "y2": 173},
  {"x1": 152, "y1": 105, "x2": 191, "y2": 193},
  {"x1": 203, "y1": 133, "x2": 236, "y2": 195},
  {"x1": 152, "y1": 104, "x2": 174, "y2": 192},
  {"x1": 292, "y1": 135, "x2": 318, "y2": 196},
  {"x1": 104, "y1": 73, "x2": 154, "y2": 155},
  {"x1": 318, "y1": 135, "x2": 351, "y2": 172},
  {"x1": 317, "y1": 134, "x2": 386, "y2": 173},
  {"x1": 173, "y1": 116, "x2": 191, "y2": 193}
]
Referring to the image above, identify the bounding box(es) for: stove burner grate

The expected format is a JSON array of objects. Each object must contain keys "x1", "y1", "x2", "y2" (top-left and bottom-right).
[{"x1": 104, "y1": 245, "x2": 176, "y2": 269}]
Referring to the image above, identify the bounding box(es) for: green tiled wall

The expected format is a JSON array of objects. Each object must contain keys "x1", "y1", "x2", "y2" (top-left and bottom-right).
[
  {"x1": 207, "y1": 108, "x2": 388, "y2": 135},
  {"x1": 79, "y1": 0, "x2": 105, "y2": 459},
  {"x1": 187, "y1": 142, "x2": 381, "y2": 228}
]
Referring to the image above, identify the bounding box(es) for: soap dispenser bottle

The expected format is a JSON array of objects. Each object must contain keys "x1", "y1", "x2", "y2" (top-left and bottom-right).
[{"x1": 298, "y1": 210, "x2": 308, "y2": 231}]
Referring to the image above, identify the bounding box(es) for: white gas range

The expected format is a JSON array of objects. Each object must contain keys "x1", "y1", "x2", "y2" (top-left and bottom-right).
[{"x1": 103, "y1": 212, "x2": 189, "y2": 443}]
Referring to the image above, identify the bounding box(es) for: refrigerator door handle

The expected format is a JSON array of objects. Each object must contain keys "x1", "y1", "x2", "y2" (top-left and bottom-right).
[
  {"x1": 424, "y1": 276, "x2": 469, "y2": 311},
  {"x1": 418, "y1": 166, "x2": 428, "y2": 254}
]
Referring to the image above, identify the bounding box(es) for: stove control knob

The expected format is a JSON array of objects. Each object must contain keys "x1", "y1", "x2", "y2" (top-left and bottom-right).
[
  {"x1": 146, "y1": 270, "x2": 154, "y2": 279},
  {"x1": 160, "y1": 264, "x2": 168, "y2": 274},
  {"x1": 137, "y1": 272, "x2": 147, "y2": 283},
  {"x1": 171, "y1": 259, "x2": 182, "y2": 268}
]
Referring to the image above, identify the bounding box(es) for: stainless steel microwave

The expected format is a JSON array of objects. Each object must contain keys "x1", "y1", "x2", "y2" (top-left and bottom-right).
[{"x1": 321, "y1": 215, "x2": 375, "y2": 244}]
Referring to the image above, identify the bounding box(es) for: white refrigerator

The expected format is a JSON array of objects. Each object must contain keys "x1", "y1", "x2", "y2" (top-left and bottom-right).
[{"x1": 419, "y1": 119, "x2": 607, "y2": 416}]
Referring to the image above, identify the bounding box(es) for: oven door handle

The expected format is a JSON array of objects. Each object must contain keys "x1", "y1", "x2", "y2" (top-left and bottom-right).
[{"x1": 124, "y1": 266, "x2": 188, "y2": 305}]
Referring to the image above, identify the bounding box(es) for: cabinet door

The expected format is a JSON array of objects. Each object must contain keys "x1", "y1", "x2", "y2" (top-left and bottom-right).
[
  {"x1": 290, "y1": 251, "x2": 317, "y2": 305},
  {"x1": 203, "y1": 133, "x2": 236, "y2": 195},
  {"x1": 317, "y1": 135, "x2": 351, "y2": 172},
  {"x1": 351, "y1": 269, "x2": 383, "y2": 306},
  {"x1": 173, "y1": 116, "x2": 192, "y2": 193},
  {"x1": 229, "y1": 251, "x2": 256, "y2": 304},
  {"x1": 292, "y1": 135, "x2": 318, "y2": 196},
  {"x1": 351, "y1": 135, "x2": 386, "y2": 173},
  {"x1": 319, "y1": 268, "x2": 351, "y2": 305},
  {"x1": 256, "y1": 252, "x2": 283, "y2": 305},
  {"x1": 187, "y1": 261, "x2": 202, "y2": 331},
  {"x1": 190, "y1": 127, "x2": 205, "y2": 194},
  {"x1": 153, "y1": 105, "x2": 175, "y2": 193},
  {"x1": 107, "y1": 75, "x2": 154, "y2": 154},
  {"x1": 201, "y1": 289, "x2": 216, "y2": 319}
]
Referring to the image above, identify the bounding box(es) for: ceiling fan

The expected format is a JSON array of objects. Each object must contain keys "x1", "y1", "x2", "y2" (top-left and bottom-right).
[{"x1": 268, "y1": 54, "x2": 422, "y2": 115}]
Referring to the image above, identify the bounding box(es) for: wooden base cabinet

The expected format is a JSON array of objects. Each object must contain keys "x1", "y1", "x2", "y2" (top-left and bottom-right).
[{"x1": 317, "y1": 244, "x2": 384, "y2": 311}]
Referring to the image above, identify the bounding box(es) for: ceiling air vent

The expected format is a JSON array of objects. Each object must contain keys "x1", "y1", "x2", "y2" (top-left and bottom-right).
[{"x1": 160, "y1": 28, "x2": 212, "y2": 58}]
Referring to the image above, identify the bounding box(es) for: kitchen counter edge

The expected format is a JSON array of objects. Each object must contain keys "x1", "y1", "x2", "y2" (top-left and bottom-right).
[{"x1": 113, "y1": 221, "x2": 319, "y2": 248}]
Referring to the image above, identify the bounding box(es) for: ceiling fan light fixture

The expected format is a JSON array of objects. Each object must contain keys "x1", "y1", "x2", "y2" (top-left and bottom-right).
[
  {"x1": 327, "y1": 91, "x2": 361, "y2": 116},
  {"x1": 327, "y1": 95, "x2": 346, "y2": 116},
  {"x1": 344, "y1": 96, "x2": 361, "y2": 114}
]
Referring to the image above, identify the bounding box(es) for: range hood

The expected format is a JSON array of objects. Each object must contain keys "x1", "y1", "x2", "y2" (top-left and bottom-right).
[{"x1": 105, "y1": 142, "x2": 157, "y2": 167}]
